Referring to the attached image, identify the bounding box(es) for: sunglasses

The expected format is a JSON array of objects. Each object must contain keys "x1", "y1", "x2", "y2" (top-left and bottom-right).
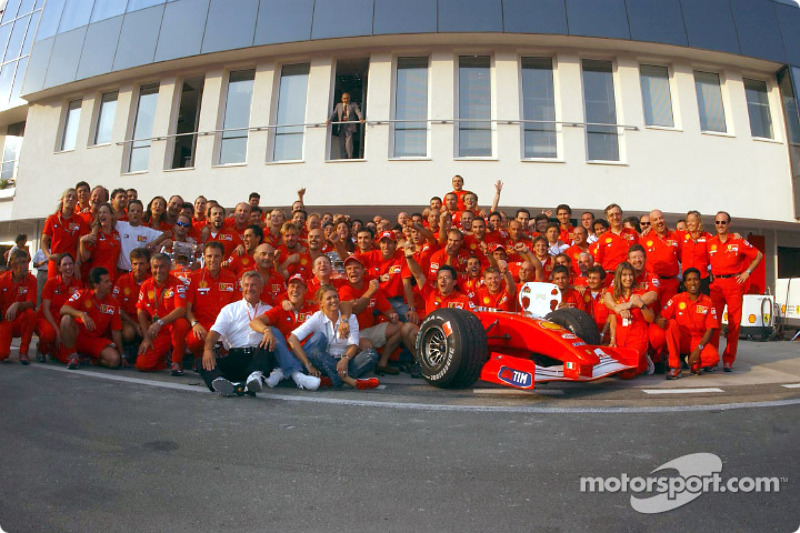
[
  {"x1": 715, "y1": 220, "x2": 728, "y2": 225},
  {"x1": 640, "y1": 222, "x2": 651, "y2": 227},
  {"x1": 175, "y1": 221, "x2": 191, "y2": 228}
]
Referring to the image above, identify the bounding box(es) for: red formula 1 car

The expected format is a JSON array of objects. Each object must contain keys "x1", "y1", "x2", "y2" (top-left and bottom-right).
[{"x1": 415, "y1": 283, "x2": 639, "y2": 390}]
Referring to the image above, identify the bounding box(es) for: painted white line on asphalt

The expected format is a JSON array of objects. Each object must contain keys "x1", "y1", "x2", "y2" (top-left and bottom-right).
[
  {"x1": 30, "y1": 364, "x2": 800, "y2": 414},
  {"x1": 643, "y1": 388, "x2": 724, "y2": 395},
  {"x1": 473, "y1": 388, "x2": 564, "y2": 396},
  {"x1": 782, "y1": 383, "x2": 800, "y2": 389}
]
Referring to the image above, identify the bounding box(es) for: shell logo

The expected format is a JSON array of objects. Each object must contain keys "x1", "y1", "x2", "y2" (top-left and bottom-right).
[
  {"x1": 723, "y1": 311, "x2": 728, "y2": 321},
  {"x1": 605, "y1": 238, "x2": 612, "y2": 244},
  {"x1": 483, "y1": 296, "x2": 491, "y2": 304},
  {"x1": 647, "y1": 240, "x2": 653, "y2": 247},
  {"x1": 748, "y1": 314, "x2": 757, "y2": 324},
  {"x1": 539, "y1": 321, "x2": 564, "y2": 331},
  {"x1": 710, "y1": 244, "x2": 717, "y2": 251},
  {"x1": 678, "y1": 302, "x2": 687, "y2": 310}
]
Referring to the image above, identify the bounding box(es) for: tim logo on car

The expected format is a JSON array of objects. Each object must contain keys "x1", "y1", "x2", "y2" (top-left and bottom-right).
[{"x1": 498, "y1": 366, "x2": 532, "y2": 388}]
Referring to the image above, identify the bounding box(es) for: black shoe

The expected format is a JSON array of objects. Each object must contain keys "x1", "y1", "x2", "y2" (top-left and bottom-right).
[
  {"x1": 170, "y1": 362, "x2": 184, "y2": 376},
  {"x1": 410, "y1": 362, "x2": 423, "y2": 379}
]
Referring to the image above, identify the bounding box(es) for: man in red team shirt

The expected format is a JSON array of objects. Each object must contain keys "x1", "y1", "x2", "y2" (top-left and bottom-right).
[
  {"x1": 277, "y1": 222, "x2": 312, "y2": 279},
  {"x1": 253, "y1": 243, "x2": 286, "y2": 305},
  {"x1": 555, "y1": 204, "x2": 575, "y2": 245},
  {"x1": 0, "y1": 249, "x2": 37, "y2": 363},
  {"x1": 428, "y1": 229, "x2": 480, "y2": 286},
  {"x1": 656, "y1": 268, "x2": 720, "y2": 380},
  {"x1": 136, "y1": 253, "x2": 191, "y2": 374},
  {"x1": 207, "y1": 205, "x2": 244, "y2": 258},
  {"x1": 447, "y1": 174, "x2": 474, "y2": 211},
  {"x1": 565, "y1": 225, "x2": 592, "y2": 276},
  {"x1": 112, "y1": 248, "x2": 151, "y2": 363},
  {"x1": 584, "y1": 266, "x2": 610, "y2": 339},
  {"x1": 552, "y1": 265, "x2": 586, "y2": 312},
  {"x1": 248, "y1": 274, "x2": 321, "y2": 390},
  {"x1": 406, "y1": 251, "x2": 475, "y2": 318},
  {"x1": 42, "y1": 188, "x2": 89, "y2": 280},
  {"x1": 591, "y1": 205, "x2": 635, "y2": 275},
  {"x1": 59, "y1": 267, "x2": 123, "y2": 369},
  {"x1": 708, "y1": 211, "x2": 762, "y2": 371},
  {"x1": 473, "y1": 263, "x2": 516, "y2": 312},
  {"x1": 185, "y1": 242, "x2": 240, "y2": 365},
  {"x1": 641, "y1": 209, "x2": 681, "y2": 305},
  {"x1": 226, "y1": 224, "x2": 262, "y2": 280}
]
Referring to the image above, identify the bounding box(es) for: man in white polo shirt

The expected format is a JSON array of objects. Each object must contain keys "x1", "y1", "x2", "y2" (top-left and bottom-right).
[
  {"x1": 116, "y1": 199, "x2": 170, "y2": 272},
  {"x1": 200, "y1": 270, "x2": 275, "y2": 397}
]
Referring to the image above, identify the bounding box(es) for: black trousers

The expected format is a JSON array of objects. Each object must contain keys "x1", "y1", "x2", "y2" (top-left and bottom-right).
[{"x1": 200, "y1": 348, "x2": 275, "y2": 391}]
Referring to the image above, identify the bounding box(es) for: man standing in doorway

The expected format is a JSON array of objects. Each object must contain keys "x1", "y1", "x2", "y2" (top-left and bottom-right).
[{"x1": 327, "y1": 92, "x2": 364, "y2": 159}]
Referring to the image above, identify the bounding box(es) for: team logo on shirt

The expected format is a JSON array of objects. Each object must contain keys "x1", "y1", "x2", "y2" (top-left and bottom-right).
[
  {"x1": 483, "y1": 296, "x2": 491, "y2": 304},
  {"x1": 710, "y1": 244, "x2": 717, "y2": 252},
  {"x1": 99, "y1": 304, "x2": 115, "y2": 315},
  {"x1": 17, "y1": 287, "x2": 28, "y2": 295},
  {"x1": 727, "y1": 244, "x2": 739, "y2": 253},
  {"x1": 647, "y1": 240, "x2": 653, "y2": 247},
  {"x1": 84, "y1": 300, "x2": 93, "y2": 309},
  {"x1": 123, "y1": 287, "x2": 131, "y2": 295},
  {"x1": 696, "y1": 305, "x2": 708, "y2": 314},
  {"x1": 678, "y1": 302, "x2": 687, "y2": 310},
  {"x1": 137, "y1": 235, "x2": 147, "y2": 242},
  {"x1": 605, "y1": 238, "x2": 613, "y2": 244},
  {"x1": 219, "y1": 283, "x2": 234, "y2": 292},
  {"x1": 300, "y1": 258, "x2": 308, "y2": 265},
  {"x1": 389, "y1": 265, "x2": 401, "y2": 274}
]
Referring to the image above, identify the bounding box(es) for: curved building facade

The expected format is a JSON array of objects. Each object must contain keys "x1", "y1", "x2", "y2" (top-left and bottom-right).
[{"x1": 0, "y1": 0, "x2": 799, "y2": 288}]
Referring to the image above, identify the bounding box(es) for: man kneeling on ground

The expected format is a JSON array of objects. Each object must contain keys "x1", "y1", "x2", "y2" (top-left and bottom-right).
[
  {"x1": 201, "y1": 271, "x2": 277, "y2": 397},
  {"x1": 59, "y1": 267, "x2": 122, "y2": 369}
]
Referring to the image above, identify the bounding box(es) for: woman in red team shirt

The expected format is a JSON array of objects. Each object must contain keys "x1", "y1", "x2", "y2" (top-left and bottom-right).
[
  {"x1": 79, "y1": 203, "x2": 122, "y2": 281},
  {"x1": 144, "y1": 196, "x2": 171, "y2": 232},
  {"x1": 35, "y1": 253, "x2": 84, "y2": 361},
  {"x1": 41, "y1": 188, "x2": 88, "y2": 280},
  {"x1": 608, "y1": 261, "x2": 654, "y2": 377}
]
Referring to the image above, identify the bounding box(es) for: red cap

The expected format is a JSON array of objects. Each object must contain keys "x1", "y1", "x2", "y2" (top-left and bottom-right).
[
  {"x1": 343, "y1": 255, "x2": 363, "y2": 267},
  {"x1": 378, "y1": 231, "x2": 396, "y2": 242},
  {"x1": 287, "y1": 273, "x2": 306, "y2": 285},
  {"x1": 489, "y1": 243, "x2": 506, "y2": 253}
]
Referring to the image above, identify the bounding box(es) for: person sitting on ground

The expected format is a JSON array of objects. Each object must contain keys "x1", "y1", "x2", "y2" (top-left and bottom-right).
[
  {"x1": 287, "y1": 285, "x2": 379, "y2": 390},
  {"x1": 657, "y1": 268, "x2": 720, "y2": 380},
  {"x1": 35, "y1": 253, "x2": 83, "y2": 362},
  {"x1": 200, "y1": 271, "x2": 277, "y2": 397},
  {"x1": 59, "y1": 266, "x2": 123, "y2": 370}
]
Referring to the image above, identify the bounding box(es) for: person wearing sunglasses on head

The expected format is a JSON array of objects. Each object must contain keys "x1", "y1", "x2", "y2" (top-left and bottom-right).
[{"x1": 707, "y1": 211, "x2": 762, "y2": 372}]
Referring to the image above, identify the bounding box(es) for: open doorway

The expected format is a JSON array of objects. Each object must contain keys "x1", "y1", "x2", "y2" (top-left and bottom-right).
[{"x1": 329, "y1": 58, "x2": 369, "y2": 160}]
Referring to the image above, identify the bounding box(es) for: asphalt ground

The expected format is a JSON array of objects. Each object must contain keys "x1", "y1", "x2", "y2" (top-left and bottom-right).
[{"x1": 0, "y1": 339, "x2": 799, "y2": 532}]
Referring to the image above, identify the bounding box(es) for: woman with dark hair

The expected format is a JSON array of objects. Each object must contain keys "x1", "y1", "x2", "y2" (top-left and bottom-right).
[
  {"x1": 608, "y1": 261, "x2": 654, "y2": 377},
  {"x1": 41, "y1": 188, "x2": 88, "y2": 280},
  {"x1": 144, "y1": 196, "x2": 171, "y2": 232},
  {"x1": 79, "y1": 203, "x2": 121, "y2": 281},
  {"x1": 35, "y1": 253, "x2": 83, "y2": 362}
]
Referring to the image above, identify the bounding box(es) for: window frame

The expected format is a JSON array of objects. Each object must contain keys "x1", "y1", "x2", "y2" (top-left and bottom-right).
[
  {"x1": 742, "y1": 76, "x2": 775, "y2": 141},
  {"x1": 215, "y1": 68, "x2": 256, "y2": 167},
  {"x1": 269, "y1": 62, "x2": 311, "y2": 163},
  {"x1": 518, "y1": 54, "x2": 560, "y2": 162},
  {"x1": 639, "y1": 63, "x2": 677, "y2": 130},
  {"x1": 580, "y1": 58, "x2": 623, "y2": 164},
  {"x1": 90, "y1": 90, "x2": 118, "y2": 147},
  {"x1": 389, "y1": 55, "x2": 431, "y2": 160},
  {"x1": 693, "y1": 69, "x2": 731, "y2": 136},
  {"x1": 57, "y1": 98, "x2": 82, "y2": 153},
  {"x1": 124, "y1": 81, "x2": 160, "y2": 174}
]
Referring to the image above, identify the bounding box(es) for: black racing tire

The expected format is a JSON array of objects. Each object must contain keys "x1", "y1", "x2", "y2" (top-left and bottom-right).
[
  {"x1": 545, "y1": 307, "x2": 600, "y2": 345},
  {"x1": 415, "y1": 309, "x2": 488, "y2": 389}
]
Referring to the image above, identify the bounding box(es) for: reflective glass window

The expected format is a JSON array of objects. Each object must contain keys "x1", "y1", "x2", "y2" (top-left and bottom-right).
[
  {"x1": 9, "y1": 56, "x2": 26, "y2": 107},
  {"x1": 1, "y1": 0, "x2": 22, "y2": 24},
  {"x1": 219, "y1": 70, "x2": 254, "y2": 165},
  {"x1": 170, "y1": 77, "x2": 204, "y2": 168},
  {"x1": 17, "y1": 0, "x2": 36, "y2": 16},
  {"x1": 128, "y1": 83, "x2": 159, "y2": 172},
  {"x1": 744, "y1": 79, "x2": 773, "y2": 139},
  {"x1": 60, "y1": 99, "x2": 81, "y2": 151},
  {"x1": 94, "y1": 91, "x2": 118, "y2": 145},
  {"x1": 58, "y1": 0, "x2": 92, "y2": 32},
  {"x1": 4, "y1": 14, "x2": 29, "y2": 61},
  {"x1": 582, "y1": 59, "x2": 619, "y2": 161},
  {"x1": 694, "y1": 71, "x2": 727, "y2": 133},
  {"x1": 0, "y1": 23, "x2": 13, "y2": 54},
  {"x1": 1, "y1": 122, "x2": 24, "y2": 182},
  {"x1": 272, "y1": 63, "x2": 309, "y2": 162},
  {"x1": 21, "y1": 11, "x2": 38, "y2": 55},
  {"x1": 640, "y1": 65, "x2": 674, "y2": 128},
  {"x1": 91, "y1": 0, "x2": 128, "y2": 22},
  {"x1": 0, "y1": 61, "x2": 15, "y2": 107},
  {"x1": 393, "y1": 57, "x2": 428, "y2": 158},
  {"x1": 458, "y1": 56, "x2": 491, "y2": 157},
  {"x1": 128, "y1": 0, "x2": 166, "y2": 12},
  {"x1": 36, "y1": 0, "x2": 65, "y2": 40},
  {"x1": 521, "y1": 57, "x2": 556, "y2": 159}
]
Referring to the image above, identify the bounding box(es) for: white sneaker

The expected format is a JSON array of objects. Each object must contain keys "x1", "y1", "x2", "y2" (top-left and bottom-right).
[
  {"x1": 265, "y1": 368, "x2": 284, "y2": 388},
  {"x1": 246, "y1": 371, "x2": 264, "y2": 393},
  {"x1": 292, "y1": 371, "x2": 321, "y2": 391},
  {"x1": 646, "y1": 354, "x2": 655, "y2": 375}
]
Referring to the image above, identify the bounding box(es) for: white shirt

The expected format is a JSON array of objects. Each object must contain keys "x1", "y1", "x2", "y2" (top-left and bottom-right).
[
  {"x1": 210, "y1": 298, "x2": 272, "y2": 350},
  {"x1": 32, "y1": 249, "x2": 48, "y2": 271},
  {"x1": 116, "y1": 221, "x2": 163, "y2": 270},
  {"x1": 587, "y1": 233, "x2": 599, "y2": 245},
  {"x1": 548, "y1": 241, "x2": 570, "y2": 256},
  {"x1": 291, "y1": 310, "x2": 359, "y2": 358}
]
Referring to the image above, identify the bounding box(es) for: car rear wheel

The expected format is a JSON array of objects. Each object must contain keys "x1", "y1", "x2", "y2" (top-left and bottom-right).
[
  {"x1": 416, "y1": 309, "x2": 488, "y2": 389},
  {"x1": 545, "y1": 307, "x2": 600, "y2": 345}
]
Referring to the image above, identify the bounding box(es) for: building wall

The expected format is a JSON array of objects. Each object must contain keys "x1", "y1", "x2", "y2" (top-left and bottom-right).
[{"x1": 12, "y1": 41, "x2": 793, "y2": 223}]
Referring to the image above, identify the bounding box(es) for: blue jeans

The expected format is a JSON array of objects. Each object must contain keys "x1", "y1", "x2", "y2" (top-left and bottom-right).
[
  {"x1": 388, "y1": 296, "x2": 409, "y2": 322},
  {"x1": 304, "y1": 332, "x2": 378, "y2": 388},
  {"x1": 271, "y1": 327, "x2": 303, "y2": 375}
]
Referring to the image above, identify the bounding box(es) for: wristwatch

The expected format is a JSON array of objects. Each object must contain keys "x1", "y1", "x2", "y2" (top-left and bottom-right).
[
  {"x1": 697, "y1": 343, "x2": 704, "y2": 351},
  {"x1": 157, "y1": 319, "x2": 164, "y2": 327}
]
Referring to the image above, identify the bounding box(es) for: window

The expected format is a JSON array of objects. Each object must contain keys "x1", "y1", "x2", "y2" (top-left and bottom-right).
[
  {"x1": 744, "y1": 79, "x2": 773, "y2": 139},
  {"x1": 521, "y1": 57, "x2": 556, "y2": 159},
  {"x1": 582, "y1": 60, "x2": 619, "y2": 161},
  {"x1": 93, "y1": 91, "x2": 117, "y2": 145},
  {"x1": 458, "y1": 56, "x2": 492, "y2": 157},
  {"x1": 330, "y1": 58, "x2": 369, "y2": 160},
  {"x1": 60, "y1": 99, "x2": 81, "y2": 151},
  {"x1": 219, "y1": 70, "x2": 254, "y2": 165},
  {"x1": 393, "y1": 57, "x2": 429, "y2": 158},
  {"x1": 170, "y1": 77, "x2": 204, "y2": 168},
  {"x1": 127, "y1": 83, "x2": 159, "y2": 173},
  {"x1": 272, "y1": 63, "x2": 309, "y2": 162},
  {"x1": 640, "y1": 65, "x2": 674, "y2": 128},
  {"x1": 1, "y1": 121, "x2": 24, "y2": 183},
  {"x1": 694, "y1": 71, "x2": 727, "y2": 133}
]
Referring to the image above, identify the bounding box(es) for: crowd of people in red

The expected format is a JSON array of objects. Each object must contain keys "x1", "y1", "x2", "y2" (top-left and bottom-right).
[{"x1": 0, "y1": 175, "x2": 762, "y2": 394}]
